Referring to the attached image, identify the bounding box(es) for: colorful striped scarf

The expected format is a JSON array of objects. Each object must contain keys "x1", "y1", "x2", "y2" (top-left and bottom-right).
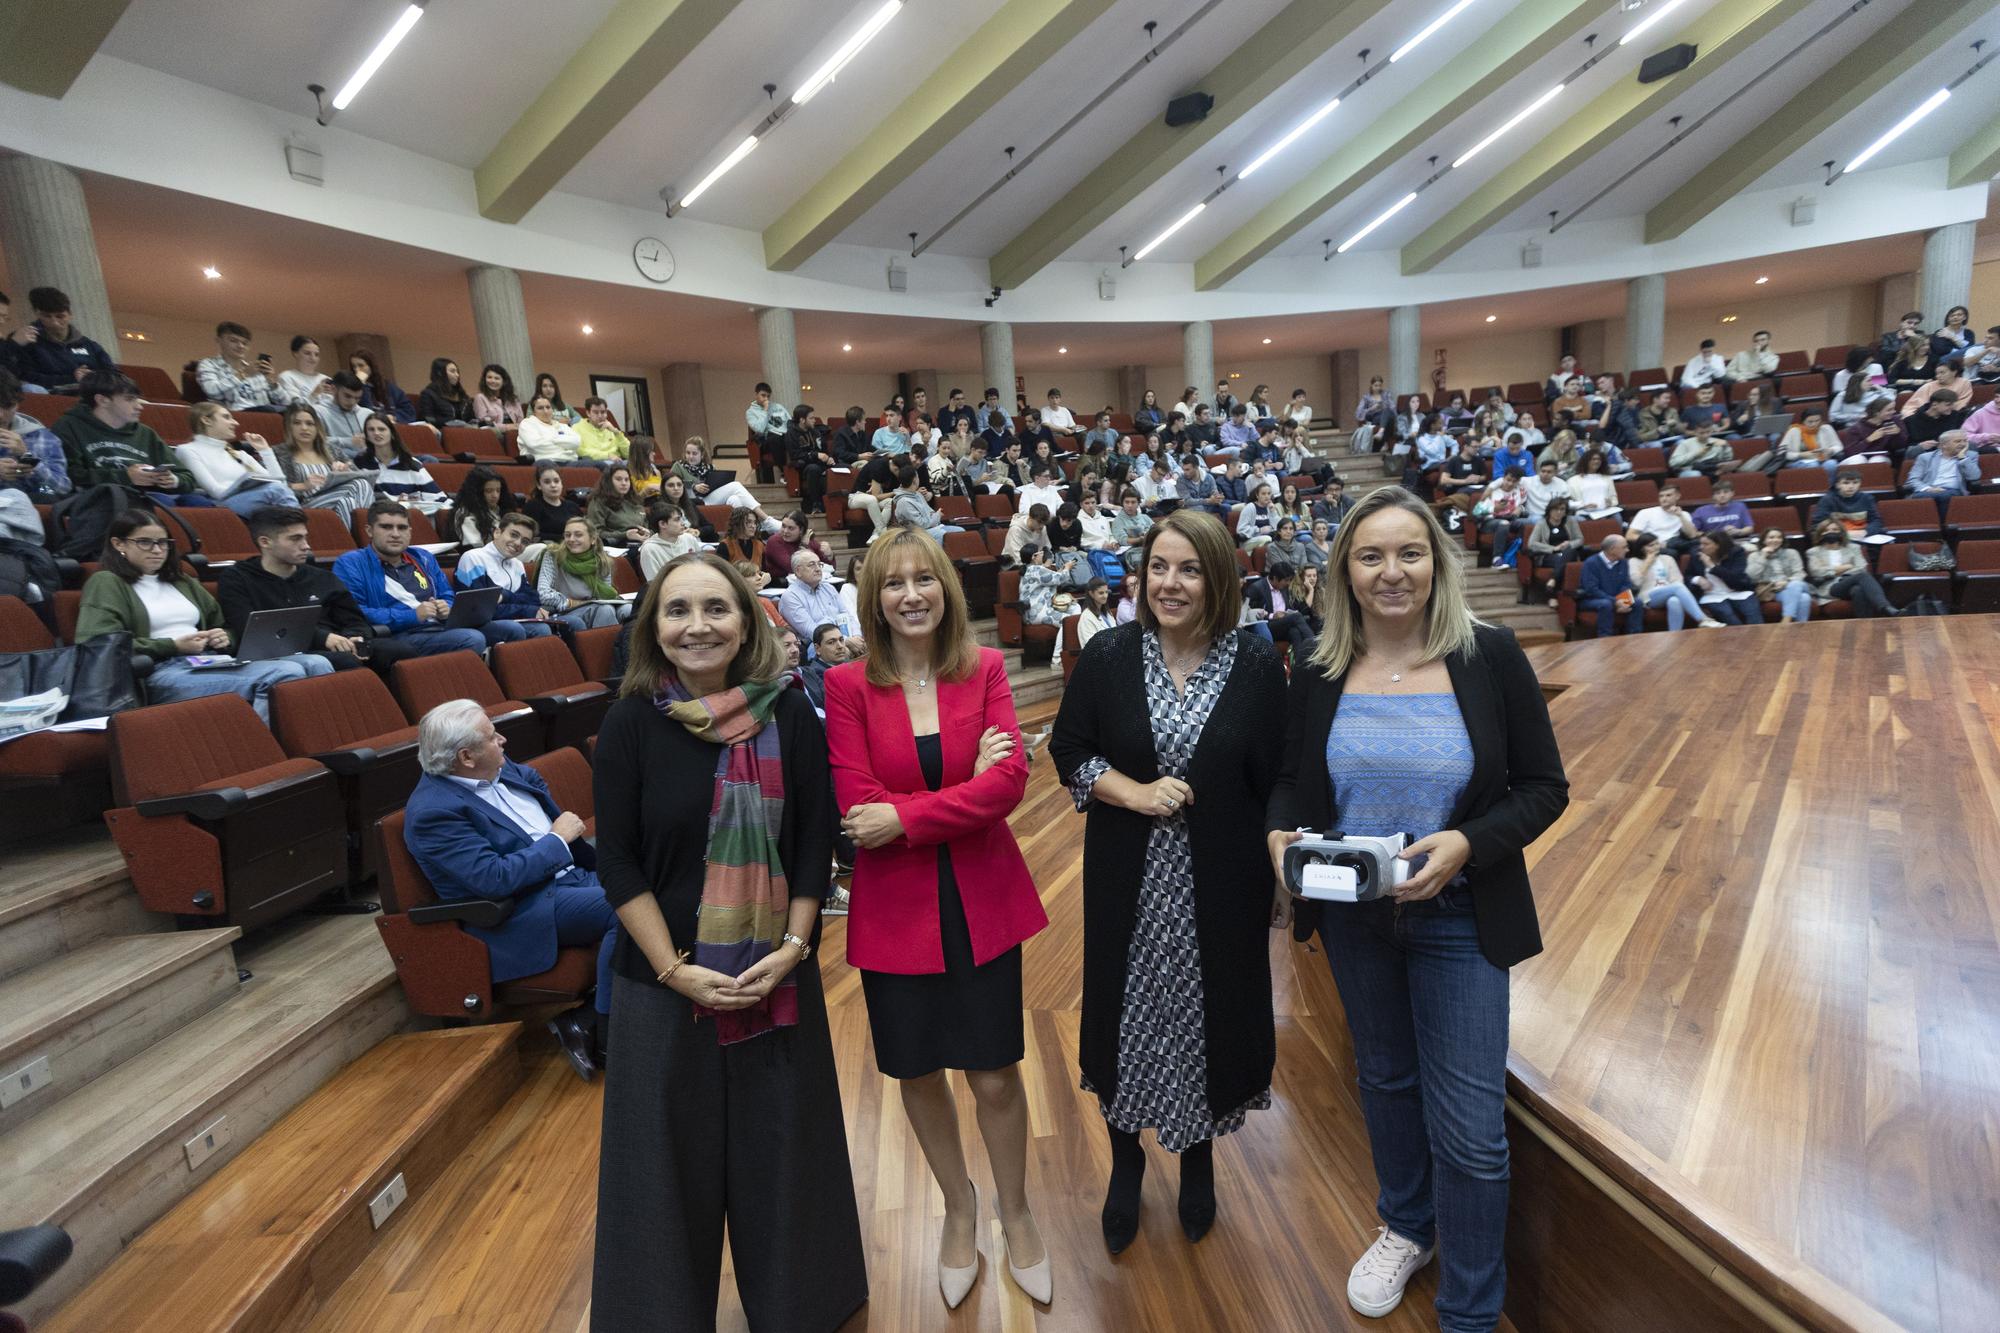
[{"x1": 655, "y1": 672, "x2": 796, "y2": 1044}]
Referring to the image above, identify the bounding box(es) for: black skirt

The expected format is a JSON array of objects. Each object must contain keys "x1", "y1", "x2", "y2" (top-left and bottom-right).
[{"x1": 859, "y1": 734, "x2": 1025, "y2": 1079}]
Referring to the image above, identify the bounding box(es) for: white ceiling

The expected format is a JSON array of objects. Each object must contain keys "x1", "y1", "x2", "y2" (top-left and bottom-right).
[{"x1": 85, "y1": 0, "x2": 2000, "y2": 284}]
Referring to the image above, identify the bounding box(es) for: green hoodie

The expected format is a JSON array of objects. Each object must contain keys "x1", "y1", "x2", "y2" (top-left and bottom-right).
[
  {"x1": 51, "y1": 400, "x2": 193, "y2": 492},
  {"x1": 76, "y1": 569, "x2": 226, "y2": 660}
]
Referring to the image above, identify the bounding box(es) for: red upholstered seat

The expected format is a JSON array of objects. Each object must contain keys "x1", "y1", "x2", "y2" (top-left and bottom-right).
[
  {"x1": 490, "y1": 636, "x2": 612, "y2": 751},
  {"x1": 120, "y1": 363, "x2": 183, "y2": 403},
  {"x1": 390, "y1": 650, "x2": 543, "y2": 758},
  {"x1": 270, "y1": 669, "x2": 423, "y2": 879}
]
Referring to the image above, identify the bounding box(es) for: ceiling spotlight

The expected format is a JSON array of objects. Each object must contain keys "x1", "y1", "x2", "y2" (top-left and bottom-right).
[
  {"x1": 842, "y1": 343, "x2": 852, "y2": 352},
  {"x1": 1261, "y1": 337, "x2": 1273, "y2": 345},
  {"x1": 201, "y1": 266, "x2": 221, "y2": 279},
  {"x1": 1754, "y1": 275, "x2": 1769, "y2": 284},
  {"x1": 1721, "y1": 314, "x2": 1739, "y2": 323},
  {"x1": 1485, "y1": 314, "x2": 1498, "y2": 323},
  {"x1": 1058, "y1": 346, "x2": 1069, "y2": 354},
  {"x1": 581, "y1": 324, "x2": 594, "y2": 335}
]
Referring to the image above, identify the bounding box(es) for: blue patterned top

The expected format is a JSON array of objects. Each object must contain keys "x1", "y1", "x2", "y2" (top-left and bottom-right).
[{"x1": 1325, "y1": 693, "x2": 1473, "y2": 842}]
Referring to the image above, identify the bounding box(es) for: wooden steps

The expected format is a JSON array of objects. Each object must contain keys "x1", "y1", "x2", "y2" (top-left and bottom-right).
[
  {"x1": 2, "y1": 914, "x2": 405, "y2": 1323},
  {"x1": 0, "y1": 829, "x2": 162, "y2": 982},
  {"x1": 0, "y1": 928, "x2": 241, "y2": 1137},
  {"x1": 43, "y1": 1024, "x2": 521, "y2": 1333}
]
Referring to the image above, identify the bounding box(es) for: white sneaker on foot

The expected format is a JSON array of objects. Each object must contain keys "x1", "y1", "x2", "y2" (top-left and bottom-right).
[{"x1": 1346, "y1": 1226, "x2": 1435, "y2": 1318}]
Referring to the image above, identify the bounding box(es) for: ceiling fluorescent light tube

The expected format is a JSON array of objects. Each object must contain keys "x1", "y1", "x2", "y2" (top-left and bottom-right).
[
  {"x1": 1133, "y1": 202, "x2": 1208, "y2": 261},
  {"x1": 1843, "y1": 88, "x2": 1950, "y2": 174},
  {"x1": 1390, "y1": 0, "x2": 1480, "y2": 64},
  {"x1": 794, "y1": 0, "x2": 903, "y2": 104},
  {"x1": 1336, "y1": 192, "x2": 1419, "y2": 253},
  {"x1": 1452, "y1": 85, "x2": 1564, "y2": 169},
  {"x1": 332, "y1": 3, "x2": 424, "y2": 110},
  {"x1": 680, "y1": 135, "x2": 760, "y2": 206},
  {"x1": 1239, "y1": 98, "x2": 1340, "y2": 179},
  {"x1": 1618, "y1": 0, "x2": 1690, "y2": 47}
]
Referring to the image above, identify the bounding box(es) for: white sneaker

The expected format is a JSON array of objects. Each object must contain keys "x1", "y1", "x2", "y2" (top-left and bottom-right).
[{"x1": 1346, "y1": 1226, "x2": 1435, "y2": 1318}]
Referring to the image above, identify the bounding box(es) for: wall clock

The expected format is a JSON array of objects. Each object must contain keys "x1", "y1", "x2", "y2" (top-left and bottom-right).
[{"x1": 633, "y1": 237, "x2": 675, "y2": 284}]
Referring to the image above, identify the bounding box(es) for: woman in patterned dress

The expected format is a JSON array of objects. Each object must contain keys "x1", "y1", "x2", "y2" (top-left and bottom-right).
[
  {"x1": 1267, "y1": 487, "x2": 1567, "y2": 1331},
  {"x1": 1049, "y1": 509, "x2": 1289, "y2": 1255}
]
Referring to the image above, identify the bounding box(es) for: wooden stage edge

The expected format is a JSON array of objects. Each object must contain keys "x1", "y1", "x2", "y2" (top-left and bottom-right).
[{"x1": 1510, "y1": 616, "x2": 2000, "y2": 1333}]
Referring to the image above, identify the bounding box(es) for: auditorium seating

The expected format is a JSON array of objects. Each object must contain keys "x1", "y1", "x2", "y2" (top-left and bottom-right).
[
  {"x1": 103, "y1": 694, "x2": 347, "y2": 927},
  {"x1": 1060, "y1": 614, "x2": 1082, "y2": 682},
  {"x1": 1875, "y1": 542, "x2": 1954, "y2": 608},
  {"x1": 994, "y1": 567, "x2": 1056, "y2": 668},
  {"x1": 371, "y1": 804, "x2": 597, "y2": 1021},
  {"x1": 569, "y1": 624, "x2": 622, "y2": 683},
  {"x1": 268, "y1": 669, "x2": 422, "y2": 880},
  {"x1": 488, "y1": 636, "x2": 613, "y2": 752},
  {"x1": 943, "y1": 529, "x2": 998, "y2": 617},
  {"x1": 390, "y1": 650, "x2": 544, "y2": 757},
  {"x1": 1952, "y1": 539, "x2": 2000, "y2": 613},
  {"x1": 0, "y1": 596, "x2": 111, "y2": 827},
  {"x1": 1944, "y1": 494, "x2": 2000, "y2": 543}
]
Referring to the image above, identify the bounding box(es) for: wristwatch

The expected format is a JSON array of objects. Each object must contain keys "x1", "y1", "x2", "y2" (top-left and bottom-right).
[{"x1": 781, "y1": 932, "x2": 812, "y2": 961}]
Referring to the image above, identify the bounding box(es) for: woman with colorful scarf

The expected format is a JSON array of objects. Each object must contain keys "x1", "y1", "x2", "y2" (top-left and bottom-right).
[
  {"x1": 536, "y1": 517, "x2": 630, "y2": 631},
  {"x1": 822, "y1": 528, "x2": 1052, "y2": 1310},
  {"x1": 590, "y1": 552, "x2": 866, "y2": 1332}
]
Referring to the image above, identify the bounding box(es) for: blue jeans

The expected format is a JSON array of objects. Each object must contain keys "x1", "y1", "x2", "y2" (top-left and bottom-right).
[
  {"x1": 149, "y1": 492, "x2": 217, "y2": 508},
  {"x1": 1643, "y1": 582, "x2": 1707, "y2": 629},
  {"x1": 148, "y1": 653, "x2": 333, "y2": 722},
  {"x1": 384, "y1": 625, "x2": 492, "y2": 656},
  {"x1": 1702, "y1": 594, "x2": 1762, "y2": 624},
  {"x1": 1320, "y1": 888, "x2": 1511, "y2": 1333},
  {"x1": 480, "y1": 618, "x2": 552, "y2": 643},
  {"x1": 1578, "y1": 595, "x2": 1642, "y2": 636},
  {"x1": 548, "y1": 879, "x2": 619, "y2": 1015},
  {"x1": 220, "y1": 482, "x2": 295, "y2": 517},
  {"x1": 1773, "y1": 578, "x2": 1811, "y2": 621}
]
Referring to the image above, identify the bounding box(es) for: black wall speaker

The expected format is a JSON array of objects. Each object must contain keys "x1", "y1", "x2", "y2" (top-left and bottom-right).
[
  {"x1": 1165, "y1": 92, "x2": 1214, "y2": 127},
  {"x1": 1637, "y1": 43, "x2": 1697, "y2": 84}
]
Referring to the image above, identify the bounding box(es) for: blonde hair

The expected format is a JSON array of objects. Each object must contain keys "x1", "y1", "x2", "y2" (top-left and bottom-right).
[
  {"x1": 1307, "y1": 486, "x2": 1483, "y2": 678},
  {"x1": 620, "y1": 552, "x2": 787, "y2": 698},
  {"x1": 1136, "y1": 509, "x2": 1241, "y2": 646},
  {"x1": 857, "y1": 527, "x2": 979, "y2": 688},
  {"x1": 189, "y1": 401, "x2": 230, "y2": 436}
]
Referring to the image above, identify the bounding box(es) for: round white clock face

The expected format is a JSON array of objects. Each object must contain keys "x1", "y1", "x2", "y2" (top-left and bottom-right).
[{"x1": 633, "y1": 237, "x2": 674, "y2": 284}]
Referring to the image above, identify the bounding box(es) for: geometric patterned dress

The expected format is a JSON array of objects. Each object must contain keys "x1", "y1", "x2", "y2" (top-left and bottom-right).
[{"x1": 1068, "y1": 628, "x2": 1272, "y2": 1151}]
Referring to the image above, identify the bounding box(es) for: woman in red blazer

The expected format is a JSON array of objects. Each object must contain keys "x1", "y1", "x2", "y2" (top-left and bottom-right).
[{"x1": 824, "y1": 527, "x2": 1052, "y2": 1310}]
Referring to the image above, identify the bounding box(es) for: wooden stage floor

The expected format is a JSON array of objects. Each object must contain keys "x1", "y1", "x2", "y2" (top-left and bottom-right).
[
  {"x1": 308, "y1": 618, "x2": 1999, "y2": 1332},
  {"x1": 1518, "y1": 616, "x2": 2000, "y2": 1333}
]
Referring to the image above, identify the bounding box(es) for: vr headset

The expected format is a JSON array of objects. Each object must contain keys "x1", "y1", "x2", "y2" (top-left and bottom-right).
[{"x1": 1282, "y1": 832, "x2": 1412, "y2": 904}]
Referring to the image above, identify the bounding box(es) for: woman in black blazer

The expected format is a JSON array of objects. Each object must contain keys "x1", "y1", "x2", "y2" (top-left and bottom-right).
[
  {"x1": 1051, "y1": 510, "x2": 1289, "y2": 1256},
  {"x1": 1266, "y1": 487, "x2": 1567, "y2": 1333}
]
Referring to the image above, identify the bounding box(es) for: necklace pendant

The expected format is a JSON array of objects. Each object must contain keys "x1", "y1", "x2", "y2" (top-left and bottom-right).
[{"x1": 1390, "y1": 671, "x2": 1402, "y2": 683}]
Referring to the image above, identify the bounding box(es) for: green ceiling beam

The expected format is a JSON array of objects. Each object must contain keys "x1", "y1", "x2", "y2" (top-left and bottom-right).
[
  {"x1": 475, "y1": 0, "x2": 740, "y2": 224},
  {"x1": 985, "y1": 0, "x2": 1401, "y2": 293},
  {"x1": 1947, "y1": 111, "x2": 2000, "y2": 189},
  {"x1": 1645, "y1": 0, "x2": 1990, "y2": 244},
  {"x1": 764, "y1": 0, "x2": 1118, "y2": 272},
  {"x1": 0, "y1": 0, "x2": 136, "y2": 99},
  {"x1": 1195, "y1": 0, "x2": 1601, "y2": 291},
  {"x1": 1400, "y1": 0, "x2": 1816, "y2": 276}
]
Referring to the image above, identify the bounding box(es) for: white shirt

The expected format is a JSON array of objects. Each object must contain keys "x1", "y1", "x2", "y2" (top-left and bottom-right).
[
  {"x1": 1076, "y1": 507, "x2": 1114, "y2": 546},
  {"x1": 1630, "y1": 505, "x2": 1688, "y2": 544},
  {"x1": 455, "y1": 543, "x2": 526, "y2": 592},
  {"x1": 134, "y1": 574, "x2": 202, "y2": 643},
  {"x1": 1680, "y1": 353, "x2": 1727, "y2": 389},
  {"x1": 1040, "y1": 405, "x2": 1077, "y2": 432},
  {"x1": 1285, "y1": 403, "x2": 1313, "y2": 426},
  {"x1": 1016, "y1": 482, "x2": 1065, "y2": 515},
  {"x1": 1522, "y1": 475, "x2": 1571, "y2": 521},
  {"x1": 518, "y1": 416, "x2": 582, "y2": 462},
  {"x1": 445, "y1": 772, "x2": 580, "y2": 877},
  {"x1": 279, "y1": 369, "x2": 328, "y2": 402}
]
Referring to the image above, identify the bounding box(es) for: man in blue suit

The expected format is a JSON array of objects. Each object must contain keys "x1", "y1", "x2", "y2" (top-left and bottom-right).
[
  {"x1": 404, "y1": 698, "x2": 617, "y2": 1080},
  {"x1": 1577, "y1": 533, "x2": 1642, "y2": 637}
]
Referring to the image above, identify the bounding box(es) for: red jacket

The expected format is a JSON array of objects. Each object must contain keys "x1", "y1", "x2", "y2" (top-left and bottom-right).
[{"x1": 824, "y1": 648, "x2": 1047, "y2": 974}]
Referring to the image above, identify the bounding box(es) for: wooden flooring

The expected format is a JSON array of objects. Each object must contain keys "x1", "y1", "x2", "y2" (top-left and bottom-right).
[
  {"x1": 305, "y1": 730, "x2": 1483, "y2": 1333},
  {"x1": 1517, "y1": 616, "x2": 2000, "y2": 1333}
]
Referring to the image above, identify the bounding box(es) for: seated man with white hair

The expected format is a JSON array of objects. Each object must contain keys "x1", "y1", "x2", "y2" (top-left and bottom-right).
[
  {"x1": 402, "y1": 698, "x2": 618, "y2": 1081},
  {"x1": 776, "y1": 548, "x2": 864, "y2": 657}
]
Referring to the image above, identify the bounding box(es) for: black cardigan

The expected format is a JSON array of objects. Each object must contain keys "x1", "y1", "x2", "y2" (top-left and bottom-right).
[
  {"x1": 1050, "y1": 623, "x2": 1288, "y2": 1116},
  {"x1": 1267, "y1": 623, "x2": 1569, "y2": 969},
  {"x1": 592, "y1": 688, "x2": 833, "y2": 984}
]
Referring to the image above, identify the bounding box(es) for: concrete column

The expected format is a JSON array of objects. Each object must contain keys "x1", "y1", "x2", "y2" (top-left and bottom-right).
[
  {"x1": 1182, "y1": 321, "x2": 1215, "y2": 407},
  {"x1": 1329, "y1": 349, "x2": 1361, "y2": 429},
  {"x1": 1917, "y1": 222, "x2": 1975, "y2": 328},
  {"x1": 754, "y1": 307, "x2": 801, "y2": 406},
  {"x1": 1387, "y1": 305, "x2": 1420, "y2": 400},
  {"x1": 980, "y1": 321, "x2": 1015, "y2": 405},
  {"x1": 466, "y1": 265, "x2": 534, "y2": 384},
  {"x1": 0, "y1": 156, "x2": 115, "y2": 351},
  {"x1": 1116, "y1": 365, "x2": 1147, "y2": 418},
  {"x1": 1624, "y1": 273, "x2": 1666, "y2": 373},
  {"x1": 1566, "y1": 320, "x2": 1609, "y2": 379},
  {"x1": 662, "y1": 361, "x2": 708, "y2": 448},
  {"x1": 334, "y1": 333, "x2": 399, "y2": 393}
]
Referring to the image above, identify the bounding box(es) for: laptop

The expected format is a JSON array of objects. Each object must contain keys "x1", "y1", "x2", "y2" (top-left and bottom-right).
[
  {"x1": 235, "y1": 605, "x2": 325, "y2": 661},
  {"x1": 1750, "y1": 413, "x2": 1796, "y2": 437},
  {"x1": 443, "y1": 587, "x2": 505, "y2": 629}
]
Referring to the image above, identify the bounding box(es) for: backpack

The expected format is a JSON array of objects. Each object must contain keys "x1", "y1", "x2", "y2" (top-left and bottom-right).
[{"x1": 48, "y1": 485, "x2": 200, "y2": 561}]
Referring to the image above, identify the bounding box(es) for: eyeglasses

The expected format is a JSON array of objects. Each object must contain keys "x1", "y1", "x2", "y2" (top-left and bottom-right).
[{"x1": 123, "y1": 537, "x2": 170, "y2": 551}]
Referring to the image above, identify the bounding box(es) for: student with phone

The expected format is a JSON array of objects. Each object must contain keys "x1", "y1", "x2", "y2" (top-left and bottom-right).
[{"x1": 53, "y1": 370, "x2": 212, "y2": 504}]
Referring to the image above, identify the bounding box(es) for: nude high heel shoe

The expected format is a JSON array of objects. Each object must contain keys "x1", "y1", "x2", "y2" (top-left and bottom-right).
[
  {"x1": 938, "y1": 1181, "x2": 981, "y2": 1310},
  {"x1": 1004, "y1": 1209, "x2": 1054, "y2": 1305}
]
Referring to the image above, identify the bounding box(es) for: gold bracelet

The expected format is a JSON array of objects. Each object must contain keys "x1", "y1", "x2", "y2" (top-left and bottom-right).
[
  {"x1": 656, "y1": 948, "x2": 692, "y2": 987},
  {"x1": 782, "y1": 931, "x2": 812, "y2": 961}
]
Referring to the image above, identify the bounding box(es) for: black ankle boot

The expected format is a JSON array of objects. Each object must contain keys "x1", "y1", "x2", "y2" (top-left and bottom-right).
[
  {"x1": 1178, "y1": 1140, "x2": 1215, "y2": 1243},
  {"x1": 1102, "y1": 1126, "x2": 1145, "y2": 1254}
]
